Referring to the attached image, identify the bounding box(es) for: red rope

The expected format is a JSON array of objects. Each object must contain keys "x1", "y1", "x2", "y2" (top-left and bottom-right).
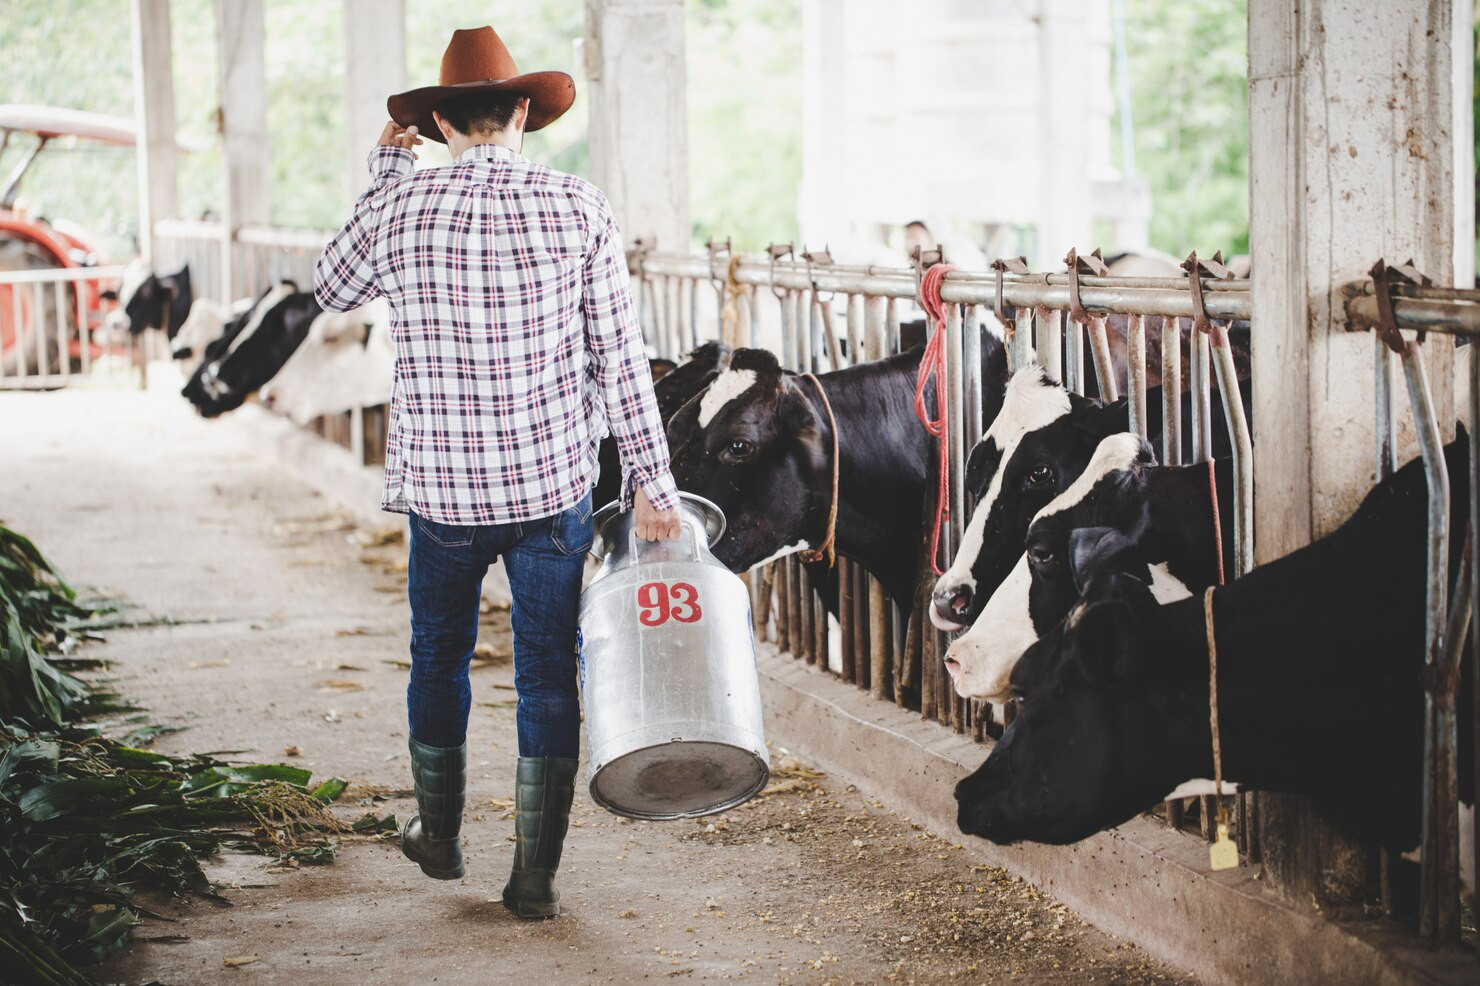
[{"x1": 914, "y1": 263, "x2": 957, "y2": 577}]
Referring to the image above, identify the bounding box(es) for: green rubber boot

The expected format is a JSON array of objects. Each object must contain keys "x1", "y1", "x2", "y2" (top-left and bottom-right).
[
  {"x1": 401, "y1": 737, "x2": 466, "y2": 880},
  {"x1": 501, "y1": 756, "x2": 579, "y2": 919}
]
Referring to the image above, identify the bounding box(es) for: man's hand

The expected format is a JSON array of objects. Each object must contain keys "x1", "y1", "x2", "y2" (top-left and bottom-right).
[
  {"x1": 634, "y1": 486, "x2": 682, "y2": 542},
  {"x1": 378, "y1": 120, "x2": 423, "y2": 160}
]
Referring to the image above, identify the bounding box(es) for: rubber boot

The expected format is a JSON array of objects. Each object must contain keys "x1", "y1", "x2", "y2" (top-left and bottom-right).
[
  {"x1": 401, "y1": 737, "x2": 466, "y2": 880},
  {"x1": 501, "y1": 756, "x2": 579, "y2": 919}
]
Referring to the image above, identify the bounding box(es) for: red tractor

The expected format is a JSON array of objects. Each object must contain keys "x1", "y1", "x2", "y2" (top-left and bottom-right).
[{"x1": 0, "y1": 105, "x2": 138, "y2": 379}]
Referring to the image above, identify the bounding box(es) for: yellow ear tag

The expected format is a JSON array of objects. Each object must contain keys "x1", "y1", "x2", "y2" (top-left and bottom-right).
[{"x1": 1209, "y1": 822, "x2": 1239, "y2": 871}]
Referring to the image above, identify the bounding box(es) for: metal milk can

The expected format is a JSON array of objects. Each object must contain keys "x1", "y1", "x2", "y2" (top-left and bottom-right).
[{"x1": 579, "y1": 492, "x2": 770, "y2": 819}]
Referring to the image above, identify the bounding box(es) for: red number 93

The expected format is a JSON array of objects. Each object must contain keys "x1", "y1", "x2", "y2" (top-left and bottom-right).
[{"x1": 636, "y1": 582, "x2": 703, "y2": 627}]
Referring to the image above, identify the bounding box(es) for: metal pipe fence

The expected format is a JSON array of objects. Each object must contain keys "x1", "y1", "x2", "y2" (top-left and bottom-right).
[
  {"x1": 1346, "y1": 261, "x2": 1478, "y2": 946},
  {"x1": 631, "y1": 247, "x2": 1257, "y2": 849},
  {"x1": 0, "y1": 264, "x2": 129, "y2": 390}
]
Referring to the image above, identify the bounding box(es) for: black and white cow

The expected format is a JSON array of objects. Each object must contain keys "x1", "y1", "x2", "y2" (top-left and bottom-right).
[
  {"x1": 591, "y1": 343, "x2": 732, "y2": 511},
  {"x1": 103, "y1": 260, "x2": 194, "y2": 338},
  {"x1": 182, "y1": 284, "x2": 320, "y2": 417},
  {"x1": 930, "y1": 364, "x2": 1247, "y2": 630},
  {"x1": 944, "y1": 432, "x2": 1235, "y2": 700},
  {"x1": 170, "y1": 295, "x2": 256, "y2": 360},
  {"x1": 259, "y1": 300, "x2": 393, "y2": 424},
  {"x1": 953, "y1": 439, "x2": 1474, "y2": 884},
  {"x1": 666, "y1": 330, "x2": 1007, "y2": 606}
]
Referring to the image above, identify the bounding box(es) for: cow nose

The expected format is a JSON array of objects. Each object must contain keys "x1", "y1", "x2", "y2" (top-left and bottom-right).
[{"x1": 929, "y1": 585, "x2": 971, "y2": 631}]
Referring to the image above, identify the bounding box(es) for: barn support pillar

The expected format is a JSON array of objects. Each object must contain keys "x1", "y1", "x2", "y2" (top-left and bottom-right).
[
  {"x1": 129, "y1": 0, "x2": 178, "y2": 267},
  {"x1": 1248, "y1": 0, "x2": 1459, "y2": 907},
  {"x1": 582, "y1": 0, "x2": 690, "y2": 253},
  {"x1": 799, "y1": 0, "x2": 848, "y2": 249},
  {"x1": 1035, "y1": 0, "x2": 1094, "y2": 269},
  {"x1": 342, "y1": 0, "x2": 406, "y2": 208},
  {"x1": 216, "y1": 0, "x2": 270, "y2": 301}
]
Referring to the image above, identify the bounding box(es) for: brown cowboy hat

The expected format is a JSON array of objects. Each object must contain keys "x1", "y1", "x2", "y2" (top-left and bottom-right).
[{"x1": 387, "y1": 27, "x2": 575, "y2": 143}]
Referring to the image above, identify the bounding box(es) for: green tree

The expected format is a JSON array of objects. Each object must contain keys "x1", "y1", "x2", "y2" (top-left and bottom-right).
[{"x1": 1115, "y1": 0, "x2": 1249, "y2": 258}]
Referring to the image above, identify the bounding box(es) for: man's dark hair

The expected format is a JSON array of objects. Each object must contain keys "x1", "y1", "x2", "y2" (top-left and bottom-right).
[
  {"x1": 436, "y1": 91, "x2": 526, "y2": 136},
  {"x1": 905, "y1": 220, "x2": 930, "y2": 233}
]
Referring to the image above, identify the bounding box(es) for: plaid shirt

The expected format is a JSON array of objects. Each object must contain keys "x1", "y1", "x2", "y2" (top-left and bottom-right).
[{"x1": 314, "y1": 143, "x2": 678, "y2": 526}]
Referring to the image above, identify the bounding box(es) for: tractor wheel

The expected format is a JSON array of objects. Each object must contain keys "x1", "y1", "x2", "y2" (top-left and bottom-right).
[{"x1": 0, "y1": 236, "x2": 70, "y2": 380}]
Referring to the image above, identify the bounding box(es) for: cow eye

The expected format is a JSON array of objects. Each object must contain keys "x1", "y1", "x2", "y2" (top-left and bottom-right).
[
  {"x1": 720, "y1": 438, "x2": 756, "y2": 463},
  {"x1": 1023, "y1": 463, "x2": 1054, "y2": 488},
  {"x1": 1027, "y1": 544, "x2": 1055, "y2": 568}
]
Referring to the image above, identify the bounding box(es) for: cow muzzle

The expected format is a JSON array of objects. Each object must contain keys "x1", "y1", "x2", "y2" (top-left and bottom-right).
[{"x1": 930, "y1": 585, "x2": 971, "y2": 631}]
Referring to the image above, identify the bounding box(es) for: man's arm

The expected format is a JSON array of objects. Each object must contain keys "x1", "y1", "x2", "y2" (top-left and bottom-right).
[
  {"x1": 313, "y1": 122, "x2": 421, "y2": 313},
  {"x1": 582, "y1": 207, "x2": 682, "y2": 541}
]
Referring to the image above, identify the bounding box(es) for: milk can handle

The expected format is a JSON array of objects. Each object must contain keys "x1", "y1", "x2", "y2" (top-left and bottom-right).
[{"x1": 628, "y1": 515, "x2": 704, "y2": 563}]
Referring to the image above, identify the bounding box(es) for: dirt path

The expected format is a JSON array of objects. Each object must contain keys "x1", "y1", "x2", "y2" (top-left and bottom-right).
[{"x1": 0, "y1": 387, "x2": 1192, "y2": 985}]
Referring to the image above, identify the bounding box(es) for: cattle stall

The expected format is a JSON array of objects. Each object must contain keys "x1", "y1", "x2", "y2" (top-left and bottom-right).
[
  {"x1": 1346, "y1": 268, "x2": 1479, "y2": 943},
  {"x1": 629, "y1": 248, "x2": 1269, "y2": 849}
]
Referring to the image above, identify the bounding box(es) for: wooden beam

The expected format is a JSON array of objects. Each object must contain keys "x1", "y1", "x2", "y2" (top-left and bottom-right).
[
  {"x1": 129, "y1": 0, "x2": 178, "y2": 265},
  {"x1": 583, "y1": 0, "x2": 690, "y2": 253},
  {"x1": 342, "y1": 0, "x2": 406, "y2": 206},
  {"x1": 216, "y1": 0, "x2": 270, "y2": 300}
]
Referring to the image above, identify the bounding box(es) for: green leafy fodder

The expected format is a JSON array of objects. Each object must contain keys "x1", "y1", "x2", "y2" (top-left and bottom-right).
[{"x1": 0, "y1": 524, "x2": 390, "y2": 982}]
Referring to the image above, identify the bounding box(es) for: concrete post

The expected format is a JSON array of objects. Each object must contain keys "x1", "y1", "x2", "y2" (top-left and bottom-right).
[
  {"x1": 216, "y1": 0, "x2": 270, "y2": 300},
  {"x1": 800, "y1": 0, "x2": 849, "y2": 248},
  {"x1": 1248, "y1": 0, "x2": 1457, "y2": 905},
  {"x1": 342, "y1": 0, "x2": 406, "y2": 207},
  {"x1": 1036, "y1": 0, "x2": 1093, "y2": 268},
  {"x1": 583, "y1": 0, "x2": 690, "y2": 252},
  {"x1": 129, "y1": 0, "x2": 178, "y2": 265}
]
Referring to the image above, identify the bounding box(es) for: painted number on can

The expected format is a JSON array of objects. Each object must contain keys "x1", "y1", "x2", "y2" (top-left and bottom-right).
[{"x1": 636, "y1": 581, "x2": 703, "y2": 627}]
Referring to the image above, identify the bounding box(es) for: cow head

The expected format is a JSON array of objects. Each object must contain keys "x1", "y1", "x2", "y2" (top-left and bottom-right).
[
  {"x1": 942, "y1": 433, "x2": 1163, "y2": 700},
  {"x1": 954, "y1": 570, "x2": 1206, "y2": 845},
  {"x1": 667, "y1": 347, "x2": 831, "y2": 570},
  {"x1": 103, "y1": 260, "x2": 192, "y2": 338},
  {"x1": 655, "y1": 342, "x2": 731, "y2": 421},
  {"x1": 931, "y1": 366, "x2": 1125, "y2": 630}
]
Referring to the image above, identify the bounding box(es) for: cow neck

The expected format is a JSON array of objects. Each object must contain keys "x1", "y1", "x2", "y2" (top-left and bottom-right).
[
  {"x1": 809, "y1": 352, "x2": 931, "y2": 603},
  {"x1": 797, "y1": 372, "x2": 839, "y2": 568},
  {"x1": 1158, "y1": 463, "x2": 1443, "y2": 803},
  {"x1": 1139, "y1": 457, "x2": 1235, "y2": 589}
]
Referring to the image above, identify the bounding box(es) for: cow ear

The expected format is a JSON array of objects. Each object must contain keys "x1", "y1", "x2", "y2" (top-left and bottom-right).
[
  {"x1": 1066, "y1": 596, "x2": 1141, "y2": 684},
  {"x1": 1068, "y1": 526, "x2": 1141, "y2": 596},
  {"x1": 779, "y1": 379, "x2": 822, "y2": 439}
]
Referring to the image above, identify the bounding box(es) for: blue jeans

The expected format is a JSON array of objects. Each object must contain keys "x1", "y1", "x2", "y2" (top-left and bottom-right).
[{"x1": 405, "y1": 493, "x2": 592, "y2": 758}]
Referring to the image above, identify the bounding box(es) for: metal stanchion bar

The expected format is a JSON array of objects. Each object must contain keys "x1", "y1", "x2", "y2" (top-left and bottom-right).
[
  {"x1": 846, "y1": 294, "x2": 861, "y2": 367},
  {"x1": 1210, "y1": 325, "x2": 1255, "y2": 577},
  {"x1": 1125, "y1": 315, "x2": 1147, "y2": 438},
  {"x1": 1469, "y1": 342, "x2": 1480, "y2": 948},
  {"x1": 1086, "y1": 314, "x2": 1118, "y2": 402},
  {"x1": 1397, "y1": 341, "x2": 1451, "y2": 941},
  {"x1": 1036, "y1": 307, "x2": 1063, "y2": 385},
  {"x1": 1162, "y1": 318, "x2": 1183, "y2": 465},
  {"x1": 963, "y1": 306, "x2": 984, "y2": 449},
  {"x1": 1190, "y1": 327, "x2": 1211, "y2": 462},
  {"x1": 1064, "y1": 315, "x2": 1083, "y2": 395},
  {"x1": 1009, "y1": 306, "x2": 1034, "y2": 372}
]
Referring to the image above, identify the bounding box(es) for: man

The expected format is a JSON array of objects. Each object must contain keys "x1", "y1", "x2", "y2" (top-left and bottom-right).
[{"x1": 314, "y1": 26, "x2": 681, "y2": 920}]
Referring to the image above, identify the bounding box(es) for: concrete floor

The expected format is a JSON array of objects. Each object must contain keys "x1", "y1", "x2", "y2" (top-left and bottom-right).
[{"x1": 0, "y1": 384, "x2": 1190, "y2": 985}]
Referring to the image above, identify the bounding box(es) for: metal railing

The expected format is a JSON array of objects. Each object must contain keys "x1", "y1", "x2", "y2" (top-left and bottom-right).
[
  {"x1": 630, "y1": 246, "x2": 1257, "y2": 853},
  {"x1": 0, "y1": 264, "x2": 127, "y2": 390},
  {"x1": 153, "y1": 221, "x2": 330, "y2": 305},
  {"x1": 1347, "y1": 262, "x2": 1478, "y2": 946}
]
